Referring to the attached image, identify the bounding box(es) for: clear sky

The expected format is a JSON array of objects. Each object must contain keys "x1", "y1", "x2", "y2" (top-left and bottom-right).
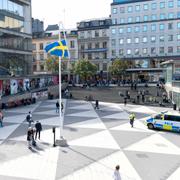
[{"x1": 31, "y1": 0, "x2": 112, "y2": 29}]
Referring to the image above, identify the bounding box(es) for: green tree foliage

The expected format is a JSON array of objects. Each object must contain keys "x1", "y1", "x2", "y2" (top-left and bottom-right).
[
  {"x1": 73, "y1": 59, "x2": 97, "y2": 80},
  {"x1": 109, "y1": 59, "x2": 130, "y2": 79}
]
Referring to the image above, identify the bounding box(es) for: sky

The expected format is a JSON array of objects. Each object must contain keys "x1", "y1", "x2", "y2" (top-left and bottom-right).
[{"x1": 32, "y1": 0, "x2": 112, "y2": 29}]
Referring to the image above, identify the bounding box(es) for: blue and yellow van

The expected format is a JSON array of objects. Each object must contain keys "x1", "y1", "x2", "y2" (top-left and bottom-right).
[{"x1": 146, "y1": 112, "x2": 180, "y2": 132}]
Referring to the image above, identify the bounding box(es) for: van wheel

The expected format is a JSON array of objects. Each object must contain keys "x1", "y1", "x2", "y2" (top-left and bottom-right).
[{"x1": 148, "y1": 123, "x2": 154, "y2": 129}]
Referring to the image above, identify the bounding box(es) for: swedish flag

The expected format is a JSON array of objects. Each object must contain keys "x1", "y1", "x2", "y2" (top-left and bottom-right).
[{"x1": 45, "y1": 39, "x2": 69, "y2": 58}]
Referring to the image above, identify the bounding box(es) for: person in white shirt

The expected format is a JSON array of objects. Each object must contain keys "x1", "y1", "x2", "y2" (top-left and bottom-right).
[{"x1": 113, "y1": 165, "x2": 121, "y2": 180}]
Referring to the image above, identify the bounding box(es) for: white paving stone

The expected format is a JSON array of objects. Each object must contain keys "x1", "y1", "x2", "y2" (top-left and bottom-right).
[
  {"x1": 129, "y1": 106, "x2": 156, "y2": 114},
  {"x1": 69, "y1": 130, "x2": 120, "y2": 150},
  {"x1": 66, "y1": 110, "x2": 98, "y2": 118},
  {"x1": 4, "y1": 114, "x2": 27, "y2": 124},
  {"x1": 125, "y1": 133, "x2": 180, "y2": 155},
  {"x1": 68, "y1": 104, "x2": 94, "y2": 110}
]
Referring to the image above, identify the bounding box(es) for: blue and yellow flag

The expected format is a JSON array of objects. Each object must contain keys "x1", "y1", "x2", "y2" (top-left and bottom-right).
[{"x1": 45, "y1": 39, "x2": 69, "y2": 58}]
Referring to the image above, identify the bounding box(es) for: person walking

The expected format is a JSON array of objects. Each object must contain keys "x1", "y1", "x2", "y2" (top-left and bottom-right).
[
  {"x1": 0, "y1": 110, "x2": 3, "y2": 127},
  {"x1": 113, "y1": 165, "x2": 121, "y2": 180},
  {"x1": 56, "y1": 101, "x2": 59, "y2": 113},
  {"x1": 61, "y1": 102, "x2": 64, "y2": 113},
  {"x1": 27, "y1": 127, "x2": 33, "y2": 149},
  {"x1": 124, "y1": 97, "x2": 127, "y2": 106},
  {"x1": 35, "y1": 121, "x2": 42, "y2": 140},
  {"x1": 95, "y1": 100, "x2": 99, "y2": 110},
  {"x1": 129, "y1": 113, "x2": 135, "y2": 128},
  {"x1": 26, "y1": 111, "x2": 33, "y2": 127}
]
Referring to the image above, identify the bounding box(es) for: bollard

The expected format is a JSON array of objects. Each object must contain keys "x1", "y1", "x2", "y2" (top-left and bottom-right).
[{"x1": 52, "y1": 127, "x2": 56, "y2": 147}]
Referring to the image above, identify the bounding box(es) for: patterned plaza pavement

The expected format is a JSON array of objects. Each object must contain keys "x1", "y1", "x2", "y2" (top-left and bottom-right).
[{"x1": 0, "y1": 99, "x2": 180, "y2": 180}]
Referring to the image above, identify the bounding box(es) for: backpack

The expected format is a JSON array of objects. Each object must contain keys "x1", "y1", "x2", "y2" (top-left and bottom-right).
[{"x1": 26, "y1": 114, "x2": 30, "y2": 122}]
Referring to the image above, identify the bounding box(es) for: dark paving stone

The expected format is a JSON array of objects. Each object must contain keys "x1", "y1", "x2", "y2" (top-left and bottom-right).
[
  {"x1": 33, "y1": 107, "x2": 54, "y2": 112},
  {"x1": 0, "y1": 175, "x2": 37, "y2": 180},
  {"x1": 96, "y1": 110, "x2": 122, "y2": 118},
  {"x1": 124, "y1": 151, "x2": 180, "y2": 180},
  {"x1": 101, "y1": 118, "x2": 128, "y2": 129},
  {"x1": 65, "y1": 109, "x2": 90, "y2": 115},
  {"x1": 64, "y1": 116, "x2": 97, "y2": 125},
  {"x1": 56, "y1": 146, "x2": 117, "y2": 179}
]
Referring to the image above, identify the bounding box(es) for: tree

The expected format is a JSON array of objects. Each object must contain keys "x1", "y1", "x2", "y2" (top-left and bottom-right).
[
  {"x1": 109, "y1": 59, "x2": 130, "y2": 80},
  {"x1": 45, "y1": 56, "x2": 66, "y2": 74},
  {"x1": 73, "y1": 59, "x2": 97, "y2": 81}
]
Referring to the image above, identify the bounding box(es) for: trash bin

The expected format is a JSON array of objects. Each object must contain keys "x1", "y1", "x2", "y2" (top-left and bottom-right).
[{"x1": 173, "y1": 104, "x2": 177, "y2": 110}]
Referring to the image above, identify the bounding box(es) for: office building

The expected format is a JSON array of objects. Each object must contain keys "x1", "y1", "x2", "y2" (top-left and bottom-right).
[
  {"x1": 0, "y1": 0, "x2": 32, "y2": 75},
  {"x1": 110, "y1": 0, "x2": 180, "y2": 82}
]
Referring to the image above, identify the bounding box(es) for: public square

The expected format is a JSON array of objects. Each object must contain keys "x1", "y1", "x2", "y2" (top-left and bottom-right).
[{"x1": 0, "y1": 97, "x2": 180, "y2": 180}]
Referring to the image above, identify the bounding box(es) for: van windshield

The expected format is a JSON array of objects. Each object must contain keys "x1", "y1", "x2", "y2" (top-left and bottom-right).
[{"x1": 154, "y1": 114, "x2": 162, "y2": 119}]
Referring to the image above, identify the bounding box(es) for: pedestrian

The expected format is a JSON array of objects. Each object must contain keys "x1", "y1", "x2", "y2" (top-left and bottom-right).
[
  {"x1": 0, "y1": 110, "x2": 3, "y2": 127},
  {"x1": 35, "y1": 121, "x2": 42, "y2": 140},
  {"x1": 56, "y1": 101, "x2": 59, "y2": 113},
  {"x1": 124, "y1": 97, "x2": 127, "y2": 106},
  {"x1": 61, "y1": 102, "x2": 64, "y2": 113},
  {"x1": 129, "y1": 113, "x2": 135, "y2": 128},
  {"x1": 113, "y1": 165, "x2": 121, "y2": 180},
  {"x1": 27, "y1": 127, "x2": 33, "y2": 149},
  {"x1": 26, "y1": 111, "x2": 33, "y2": 127},
  {"x1": 95, "y1": 100, "x2": 99, "y2": 110}
]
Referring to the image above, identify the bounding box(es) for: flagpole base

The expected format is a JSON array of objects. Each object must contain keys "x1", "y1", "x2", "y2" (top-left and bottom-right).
[{"x1": 56, "y1": 137, "x2": 68, "y2": 147}]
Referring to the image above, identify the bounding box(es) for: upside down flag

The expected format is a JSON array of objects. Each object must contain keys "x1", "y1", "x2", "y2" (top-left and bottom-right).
[{"x1": 45, "y1": 39, "x2": 69, "y2": 58}]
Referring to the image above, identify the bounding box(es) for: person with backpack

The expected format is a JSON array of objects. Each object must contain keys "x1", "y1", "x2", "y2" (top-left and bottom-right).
[
  {"x1": 56, "y1": 101, "x2": 59, "y2": 113},
  {"x1": 26, "y1": 111, "x2": 33, "y2": 127},
  {"x1": 27, "y1": 127, "x2": 33, "y2": 149},
  {"x1": 0, "y1": 110, "x2": 4, "y2": 127},
  {"x1": 35, "y1": 121, "x2": 42, "y2": 140}
]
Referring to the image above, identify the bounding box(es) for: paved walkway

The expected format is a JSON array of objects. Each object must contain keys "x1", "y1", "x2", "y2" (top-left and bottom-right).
[{"x1": 0, "y1": 99, "x2": 179, "y2": 180}]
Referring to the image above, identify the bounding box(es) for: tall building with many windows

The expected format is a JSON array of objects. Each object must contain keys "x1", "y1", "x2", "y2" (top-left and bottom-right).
[
  {"x1": 110, "y1": 0, "x2": 180, "y2": 82},
  {"x1": 0, "y1": 0, "x2": 32, "y2": 76},
  {"x1": 77, "y1": 18, "x2": 111, "y2": 78}
]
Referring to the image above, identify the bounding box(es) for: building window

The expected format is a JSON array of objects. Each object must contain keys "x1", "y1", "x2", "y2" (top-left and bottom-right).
[
  {"x1": 168, "y1": 46, "x2": 173, "y2": 53},
  {"x1": 177, "y1": 46, "x2": 180, "y2": 53},
  {"x1": 112, "y1": 28, "x2": 116, "y2": 34},
  {"x1": 103, "y1": 52, "x2": 107, "y2": 59},
  {"x1": 112, "y1": 8, "x2": 117, "y2": 14},
  {"x1": 168, "y1": 1, "x2": 174, "y2": 8},
  {"x1": 168, "y1": 35, "x2": 173, "y2": 41},
  {"x1": 32, "y1": 44, "x2": 36, "y2": 51},
  {"x1": 135, "y1": 5, "x2": 140, "y2": 11},
  {"x1": 112, "y1": 19, "x2": 117, "y2": 25},
  {"x1": 95, "y1": 30, "x2": 99, "y2": 37},
  {"x1": 151, "y1": 14, "x2": 157, "y2": 20},
  {"x1": 143, "y1": 37, "x2": 148, "y2": 43},
  {"x1": 151, "y1": 3, "x2": 157, "y2": 10},
  {"x1": 143, "y1": 25, "x2": 147, "y2": 32},
  {"x1": 127, "y1": 49, "x2": 131, "y2": 55},
  {"x1": 177, "y1": 22, "x2": 180, "y2": 29},
  {"x1": 135, "y1": 37, "x2": 139, "y2": 43},
  {"x1": 128, "y1": 17, "x2": 133, "y2": 23},
  {"x1": 168, "y1": 23, "x2": 173, "y2": 30},
  {"x1": 128, "y1": 6, "x2": 133, "y2": 12},
  {"x1": 95, "y1": 43, "x2": 99, "y2": 49},
  {"x1": 40, "y1": 53, "x2": 44, "y2": 60},
  {"x1": 135, "y1": 26, "x2": 140, "y2": 32},
  {"x1": 88, "y1": 43, "x2": 92, "y2": 49},
  {"x1": 160, "y1": 13, "x2": 166, "y2": 20},
  {"x1": 159, "y1": 47, "x2": 165, "y2": 54},
  {"x1": 120, "y1": 18, "x2": 125, "y2": 24},
  {"x1": 88, "y1": 53, "x2": 92, "y2": 60},
  {"x1": 144, "y1": 15, "x2": 148, "y2": 21},
  {"x1": 151, "y1": 24, "x2": 156, "y2": 31},
  {"x1": 127, "y1": 38, "x2": 132, "y2": 44},
  {"x1": 120, "y1": 7, "x2": 125, "y2": 13},
  {"x1": 127, "y1": 27, "x2": 132, "y2": 33},
  {"x1": 178, "y1": 12, "x2": 180, "y2": 18},
  {"x1": 143, "y1": 48, "x2": 148, "y2": 54},
  {"x1": 151, "y1": 47, "x2": 156, "y2": 54},
  {"x1": 159, "y1": 35, "x2": 165, "y2": 42},
  {"x1": 80, "y1": 44, "x2": 85, "y2": 50},
  {"x1": 135, "y1": 16, "x2": 140, "y2": 22},
  {"x1": 112, "y1": 50, "x2": 116, "y2": 56},
  {"x1": 70, "y1": 41, "x2": 75, "y2": 48},
  {"x1": 143, "y1": 4, "x2": 149, "y2": 10},
  {"x1": 168, "y1": 12, "x2": 174, "y2": 19},
  {"x1": 160, "y1": 2, "x2": 165, "y2": 9},
  {"x1": 135, "y1": 48, "x2": 139, "y2": 55},
  {"x1": 151, "y1": 36, "x2": 156, "y2": 42},
  {"x1": 40, "y1": 65, "x2": 44, "y2": 71},
  {"x1": 119, "y1": 28, "x2": 124, "y2": 34},
  {"x1": 160, "y1": 24, "x2": 165, "y2": 30},
  {"x1": 119, "y1": 38, "x2": 124, "y2": 44},
  {"x1": 103, "y1": 42, "x2": 107, "y2": 48},
  {"x1": 103, "y1": 63, "x2": 107, "y2": 71},
  {"x1": 39, "y1": 43, "x2": 43, "y2": 50},
  {"x1": 119, "y1": 49, "x2": 124, "y2": 55},
  {"x1": 177, "y1": 34, "x2": 180, "y2": 41}
]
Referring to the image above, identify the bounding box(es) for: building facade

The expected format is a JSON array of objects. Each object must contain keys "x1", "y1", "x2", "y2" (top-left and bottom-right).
[
  {"x1": 0, "y1": 0, "x2": 32, "y2": 76},
  {"x1": 110, "y1": 0, "x2": 180, "y2": 82},
  {"x1": 77, "y1": 18, "x2": 111, "y2": 78},
  {"x1": 32, "y1": 28, "x2": 78, "y2": 80}
]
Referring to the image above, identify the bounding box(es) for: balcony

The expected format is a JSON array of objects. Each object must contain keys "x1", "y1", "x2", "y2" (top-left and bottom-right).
[{"x1": 82, "y1": 48, "x2": 108, "y2": 53}]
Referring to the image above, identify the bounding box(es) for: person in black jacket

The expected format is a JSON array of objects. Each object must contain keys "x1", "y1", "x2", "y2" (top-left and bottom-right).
[{"x1": 35, "y1": 121, "x2": 42, "y2": 140}]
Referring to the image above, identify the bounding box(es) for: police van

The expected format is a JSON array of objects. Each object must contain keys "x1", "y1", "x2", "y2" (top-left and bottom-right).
[{"x1": 146, "y1": 112, "x2": 180, "y2": 132}]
